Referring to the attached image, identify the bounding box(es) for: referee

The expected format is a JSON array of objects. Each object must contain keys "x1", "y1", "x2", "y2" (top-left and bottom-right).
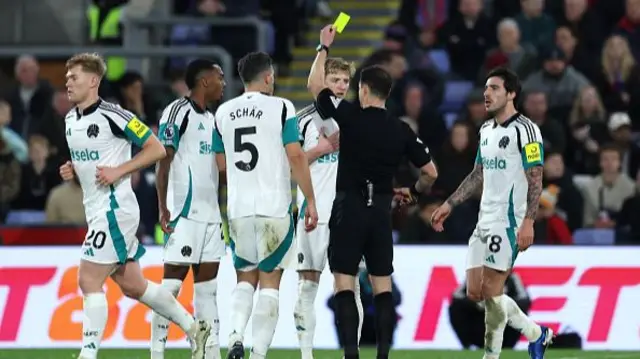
[{"x1": 307, "y1": 25, "x2": 438, "y2": 359}]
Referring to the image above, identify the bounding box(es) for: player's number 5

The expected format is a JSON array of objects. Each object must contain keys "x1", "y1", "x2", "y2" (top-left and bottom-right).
[{"x1": 234, "y1": 126, "x2": 259, "y2": 172}]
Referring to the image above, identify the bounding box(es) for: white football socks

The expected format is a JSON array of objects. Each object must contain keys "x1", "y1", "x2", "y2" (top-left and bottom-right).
[
  {"x1": 195, "y1": 279, "x2": 221, "y2": 359},
  {"x1": 250, "y1": 289, "x2": 279, "y2": 359},
  {"x1": 503, "y1": 294, "x2": 542, "y2": 342},
  {"x1": 483, "y1": 296, "x2": 508, "y2": 359},
  {"x1": 228, "y1": 281, "x2": 255, "y2": 346},
  {"x1": 79, "y1": 292, "x2": 108, "y2": 359},
  {"x1": 150, "y1": 278, "x2": 182, "y2": 359},
  {"x1": 294, "y1": 280, "x2": 319, "y2": 359},
  {"x1": 140, "y1": 281, "x2": 195, "y2": 334}
]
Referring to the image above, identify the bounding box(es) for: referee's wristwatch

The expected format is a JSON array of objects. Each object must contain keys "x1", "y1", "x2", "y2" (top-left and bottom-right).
[{"x1": 316, "y1": 44, "x2": 330, "y2": 55}]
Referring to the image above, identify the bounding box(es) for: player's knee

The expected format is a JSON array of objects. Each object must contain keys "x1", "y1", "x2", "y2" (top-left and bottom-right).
[
  {"x1": 119, "y1": 280, "x2": 146, "y2": 299},
  {"x1": 163, "y1": 263, "x2": 190, "y2": 280},
  {"x1": 481, "y1": 280, "x2": 502, "y2": 300},
  {"x1": 466, "y1": 289, "x2": 483, "y2": 302},
  {"x1": 298, "y1": 270, "x2": 320, "y2": 283},
  {"x1": 192, "y1": 262, "x2": 220, "y2": 282}
]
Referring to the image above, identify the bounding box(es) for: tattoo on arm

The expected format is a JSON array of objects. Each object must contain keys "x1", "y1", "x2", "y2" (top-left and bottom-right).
[
  {"x1": 524, "y1": 166, "x2": 543, "y2": 220},
  {"x1": 446, "y1": 164, "x2": 483, "y2": 207}
]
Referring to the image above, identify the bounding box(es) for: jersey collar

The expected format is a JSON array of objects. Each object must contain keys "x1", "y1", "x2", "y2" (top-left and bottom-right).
[
  {"x1": 493, "y1": 112, "x2": 520, "y2": 128},
  {"x1": 75, "y1": 98, "x2": 102, "y2": 119},
  {"x1": 185, "y1": 96, "x2": 206, "y2": 114}
]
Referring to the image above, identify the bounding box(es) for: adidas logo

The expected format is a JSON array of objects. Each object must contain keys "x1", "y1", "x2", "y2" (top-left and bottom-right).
[
  {"x1": 198, "y1": 123, "x2": 205, "y2": 131},
  {"x1": 84, "y1": 248, "x2": 95, "y2": 257},
  {"x1": 482, "y1": 138, "x2": 488, "y2": 146},
  {"x1": 83, "y1": 342, "x2": 96, "y2": 349},
  {"x1": 485, "y1": 255, "x2": 495, "y2": 264}
]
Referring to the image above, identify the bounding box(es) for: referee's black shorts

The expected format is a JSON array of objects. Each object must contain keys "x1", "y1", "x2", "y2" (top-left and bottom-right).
[{"x1": 328, "y1": 191, "x2": 394, "y2": 277}]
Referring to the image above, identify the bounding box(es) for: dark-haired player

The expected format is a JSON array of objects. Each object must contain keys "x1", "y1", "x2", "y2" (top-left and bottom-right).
[
  {"x1": 151, "y1": 59, "x2": 227, "y2": 359},
  {"x1": 431, "y1": 67, "x2": 552, "y2": 359}
]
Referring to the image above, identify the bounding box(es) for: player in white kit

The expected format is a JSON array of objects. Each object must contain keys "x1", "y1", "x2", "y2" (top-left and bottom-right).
[
  {"x1": 213, "y1": 52, "x2": 318, "y2": 359},
  {"x1": 293, "y1": 57, "x2": 365, "y2": 359},
  {"x1": 150, "y1": 59, "x2": 227, "y2": 359},
  {"x1": 431, "y1": 68, "x2": 552, "y2": 359},
  {"x1": 59, "y1": 53, "x2": 210, "y2": 359}
]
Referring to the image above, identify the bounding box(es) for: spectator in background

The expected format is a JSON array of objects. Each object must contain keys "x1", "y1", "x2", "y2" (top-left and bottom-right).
[
  {"x1": 568, "y1": 86, "x2": 610, "y2": 174},
  {"x1": 0, "y1": 100, "x2": 28, "y2": 163},
  {"x1": 433, "y1": 121, "x2": 477, "y2": 198},
  {"x1": 436, "y1": 0, "x2": 495, "y2": 81},
  {"x1": 169, "y1": 71, "x2": 189, "y2": 99},
  {"x1": 618, "y1": 170, "x2": 640, "y2": 243},
  {"x1": 116, "y1": 71, "x2": 159, "y2": 125},
  {"x1": 11, "y1": 135, "x2": 60, "y2": 211},
  {"x1": 522, "y1": 90, "x2": 566, "y2": 154},
  {"x1": 582, "y1": 144, "x2": 636, "y2": 228},
  {"x1": 45, "y1": 175, "x2": 85, "y2": 224},
  {"x1": 0, "y1": 135, "x2": 21, "y2": 221},
  {"x1": 607, "y1": 112, "x2": 640, "y2": 178},
  {"x1": 401, "y1": 83, "x2": 447, "y2": 152},
  {"x1": 535, "y1": 185, "x2": 573, "y2": 244},
  {"x1": 522, "y1": 46, "x2": 590, "y2": 118},
  {"x1": 398, "y1": 196, "x2": 448, "y2": 244},
  {"x1": 457, "y1": 89, "x2": 487, "y2": 134},
  {"x1": 555, "y1": 25, "x2": 597, "y2": 82},
  {"x1": 38, "y1": 89, "x2": 72, "y2": 163},
  {"x1": 515, "y1": 0, "x2": 556, "y2": 50},
  {"x1": 559, "y1": 0, "x2": 605, "y2": 56},
  {"x1": 263, "y1": 0, "x2": 297, "y2": 77},
  {"x1": 479, "y1": 18, "x2": 538, "y2": 83},
  {"x1": 614, "y1": 0, "x2": 640, "y2": 60},
  {"x1": 4, "y1": 55, "x2": 53, "y2": 139},
  {"x1": 594, "y1": 35, "x2": 640, "y2": 122},
  {"x1": 543, "y1": 152, "x2": 584, "y2": 231}
]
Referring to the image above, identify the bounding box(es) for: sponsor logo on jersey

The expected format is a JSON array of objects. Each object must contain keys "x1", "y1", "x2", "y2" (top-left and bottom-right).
[
  {"x1": 126, "y1": 117, "x2": 149, "y2": 139},
  {"x1": 482, "y1": 156, "x2": 506, "y2": 170},
  {"x1": 524, "y1": 142, "x2": 542, "y2": 164},
  {"x1": 70, "y1": 148, "x2": 100, "y2": 162},
  {"x1": 317, "y1": 152, "x2": 339, "y2": 163},
  {"x1": 199, "y1": 141, "x2": 214, "y2": 154}
]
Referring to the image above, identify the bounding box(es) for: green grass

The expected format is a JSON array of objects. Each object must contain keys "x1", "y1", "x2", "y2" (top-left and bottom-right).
[{"x1": 0, "y1": 349, "x2": 637, "y2": 359}]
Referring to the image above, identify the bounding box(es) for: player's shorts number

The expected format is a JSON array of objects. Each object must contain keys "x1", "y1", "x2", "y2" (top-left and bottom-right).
[
  {"x1": 488, "y1": 235, "x2": 502, "y2": 253},
  {"x1": 85, "y1": 229, "x2": 107, "y2": 249},
  {"x1": 234, "y1": 126, "x2": 259, "y2": 171}
]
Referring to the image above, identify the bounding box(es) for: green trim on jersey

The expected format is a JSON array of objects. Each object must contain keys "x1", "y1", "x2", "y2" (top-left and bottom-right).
[
  {"x1": 164, "y1": 168, "x2": 194, "y2": 242},
  {"x1": 259, "y1": 206, "x2": 295, "y2": 273},
  {"x1": 506, "y1": 186, "x2": 518, "y2": 266},
  {"x1": 158, "y1": 123, "x2": 180, "y2": 150},
  {"x1": 521, "y1": 141, "x2": 544, "y2": 169},
  {"x1": 123, "y1": 117, "x2": 152, "y2": 147},
  {"x1": 475, "y1": 146, "x2": 482, "y2": 164},
  {"x1": 229, "y1": 236, "x2": 254, "y2": 270},
  {"x1": 212, "y1": 128, "x2": 224, "y2": 153},
  {"x1": 282, "y1": 116, "x2": 300, "y2": 145},
  {"x1": 298, "y1": 199, "x2": 307, "y2": 221},
  {"x1": 105, "y1": 185, "x2": 147, "y2": 263}
]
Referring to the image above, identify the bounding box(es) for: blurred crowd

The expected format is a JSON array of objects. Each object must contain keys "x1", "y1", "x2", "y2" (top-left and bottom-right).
[{"x1": 1, "y1": 0, "x2": 640, "y2": 245}]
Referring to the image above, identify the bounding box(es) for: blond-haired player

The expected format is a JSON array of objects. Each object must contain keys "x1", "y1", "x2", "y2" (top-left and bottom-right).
[{"x1": 60, "y1": 53, "x2": 210, "y2": 359}]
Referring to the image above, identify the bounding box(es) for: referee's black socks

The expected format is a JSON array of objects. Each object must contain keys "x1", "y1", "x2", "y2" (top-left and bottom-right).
[
  {"x1": 374, "y1": 291, "x2": 394, "y2": 359},
  {"x1": 334, "y1": 290, "x2": 360, "y2": 359}
]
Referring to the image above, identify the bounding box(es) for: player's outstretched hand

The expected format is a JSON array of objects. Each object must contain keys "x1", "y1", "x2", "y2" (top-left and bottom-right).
[
  {"x1": 320, "y1": 24, "x2": 337, "y2": 47},
  {"x1": 430, "y1": 202, "x2": 452, "y2": 232},
  {"x1": 392, "y1": 188, "x2": 416, "y2": 207},
  {"x1": 159, "y1": 206, "x2": 173, "y2": 234},
  {"x1": 95, "y1": 166, "x2": 123, "y2": 186},
  {"x1": 517, "y1": 220, "x2": 534, "y2": 252},
  {"x1": 304, "y1": 202, "x2": 319, "y2": 232},
  {"x1": 59, "y1": 161, "x2": 75, "y2": 181}
]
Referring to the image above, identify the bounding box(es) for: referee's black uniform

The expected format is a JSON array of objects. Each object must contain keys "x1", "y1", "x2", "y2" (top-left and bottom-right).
[{"x1": 314, "y1": 70, "x2": 432, "y2": 359}]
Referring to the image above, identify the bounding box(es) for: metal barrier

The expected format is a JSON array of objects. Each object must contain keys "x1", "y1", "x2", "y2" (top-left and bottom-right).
[{"x1": 0, "y1": 46, "x2": 235, "y2": 101}]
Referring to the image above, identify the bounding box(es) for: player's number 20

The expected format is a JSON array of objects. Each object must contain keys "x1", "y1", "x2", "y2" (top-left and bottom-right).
[
  {"x1": 85, "y1": 229, "x2": 107, "y2": 249},
  {"x1": 234, "y1": 126, "x2": 259, "y2": 171}
]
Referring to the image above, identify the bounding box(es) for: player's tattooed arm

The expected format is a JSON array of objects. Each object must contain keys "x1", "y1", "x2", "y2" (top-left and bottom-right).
[
  {"x1": 446, "y1": 164, "x2": 483, "y2": 207},
  {"x1": 524, "y1": 165, "x2": 543, "y2": 220}
]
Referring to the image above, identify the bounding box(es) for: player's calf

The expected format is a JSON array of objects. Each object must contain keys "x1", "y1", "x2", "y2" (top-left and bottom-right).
[
  {"x1": 250, "y1": 270, "x2": 283, "y2": 359},
  {"x1": 481, "y1": 267, "x2": 510, "y2": 359},
  {"x1": 193, "y1": 262, "x2": 222, "y2": 359},
  {"x1": 228, "y1": 269, "x2": 258, "y2": 352},
  {"x1": 151, "y1": 264, "x2": 190, "y2": 359},
  {"x1": 295, "y1": 270, "x2": 321, "y2": 359},
  {"x1": 465, "y1": 267, "x2": 483, "y2": 302}
]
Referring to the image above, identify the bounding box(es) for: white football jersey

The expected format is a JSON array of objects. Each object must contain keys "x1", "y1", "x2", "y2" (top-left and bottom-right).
[
  {"x1": 296, "y1": 104, "x2": 338, "y2": 223},
  {"x1": 65, "y1": 99, "x2": 151, "y2": 224},
  {"x1": 158, "y1": 97, "x2": 221, "y2": 223},
  {"x1": 476, "y1": 114, "x2": 544, "y2": 228},
  {"x1": 213, "y1": 92, "x2": 299, "y2": 220}
]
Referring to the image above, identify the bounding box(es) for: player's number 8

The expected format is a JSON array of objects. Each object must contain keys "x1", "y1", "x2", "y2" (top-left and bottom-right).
[
  {"x1": 85, "y1": 229, "x2": 107, "y2": 249},
  {"x1": 488, "y1": 235, "x2": 502, "y2": 253},
  {"x1": 234, "y1": 126, "x2": 259, "y2": 172}
]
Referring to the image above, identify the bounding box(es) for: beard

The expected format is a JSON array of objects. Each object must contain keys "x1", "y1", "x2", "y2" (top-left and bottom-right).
[{"x1": 486, "y1": 102, "x2": 506, "y2": 118}]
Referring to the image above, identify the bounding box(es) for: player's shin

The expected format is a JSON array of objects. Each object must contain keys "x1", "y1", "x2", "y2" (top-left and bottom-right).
[
  {"x1": 228, "y1": 281, "x2": 255, "y2": 346},
  {"x1": 79, "y1": 292, "x2": 108, "y2": 359},
  {"x1": 354, "y1": 277, "x2": 363, "y2": 345},
  {"x1": 334, "y1": 290, "x2": 360, "y2": 359},
  {"x1": 294, "y1": 279, "x2": 319, "y2": 359},
  {"x1": 483, "y1": 296, "x2": 509, "y2": 359},
  {"x1": 139, "y1": 281, "x2": 195, "y2": 334},
  {"x1": 249, "y1": 289, "x2": 280, "y2": 359},
  {"x1": 150, "y1": 279, "x2": 182, "y2": 358},
  {"x1": 503, "y1": 295, "x2": 542, "y2": 342},
  {"x1": 195, "y1": 279, "x2": 221, "y2": 359}
]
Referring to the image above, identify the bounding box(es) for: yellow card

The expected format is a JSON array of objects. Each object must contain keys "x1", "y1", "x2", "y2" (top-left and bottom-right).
[{"x1": 333, "y1": 12, "x2": 351, "y2": 33}]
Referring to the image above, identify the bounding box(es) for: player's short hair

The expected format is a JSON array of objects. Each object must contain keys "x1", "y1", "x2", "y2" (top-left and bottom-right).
[
  {"x1": 185, "y1": 59, "x2": 218, "y2": 89},
  {"x1": 325, "y1": 57, "x2": 355, "y2": 77},
  {"x1": 485, "y1": 67, "x2": 521, "y2": 100},
  {"x1": 237, "y1": 51, "x2": 272, "y2": 84},
  {"x1": 66, "y1": 53, "x2": 107, "y2": 78},
  {"x1": 360, "y1": 65, "x2": 393, "y2": 99}
]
